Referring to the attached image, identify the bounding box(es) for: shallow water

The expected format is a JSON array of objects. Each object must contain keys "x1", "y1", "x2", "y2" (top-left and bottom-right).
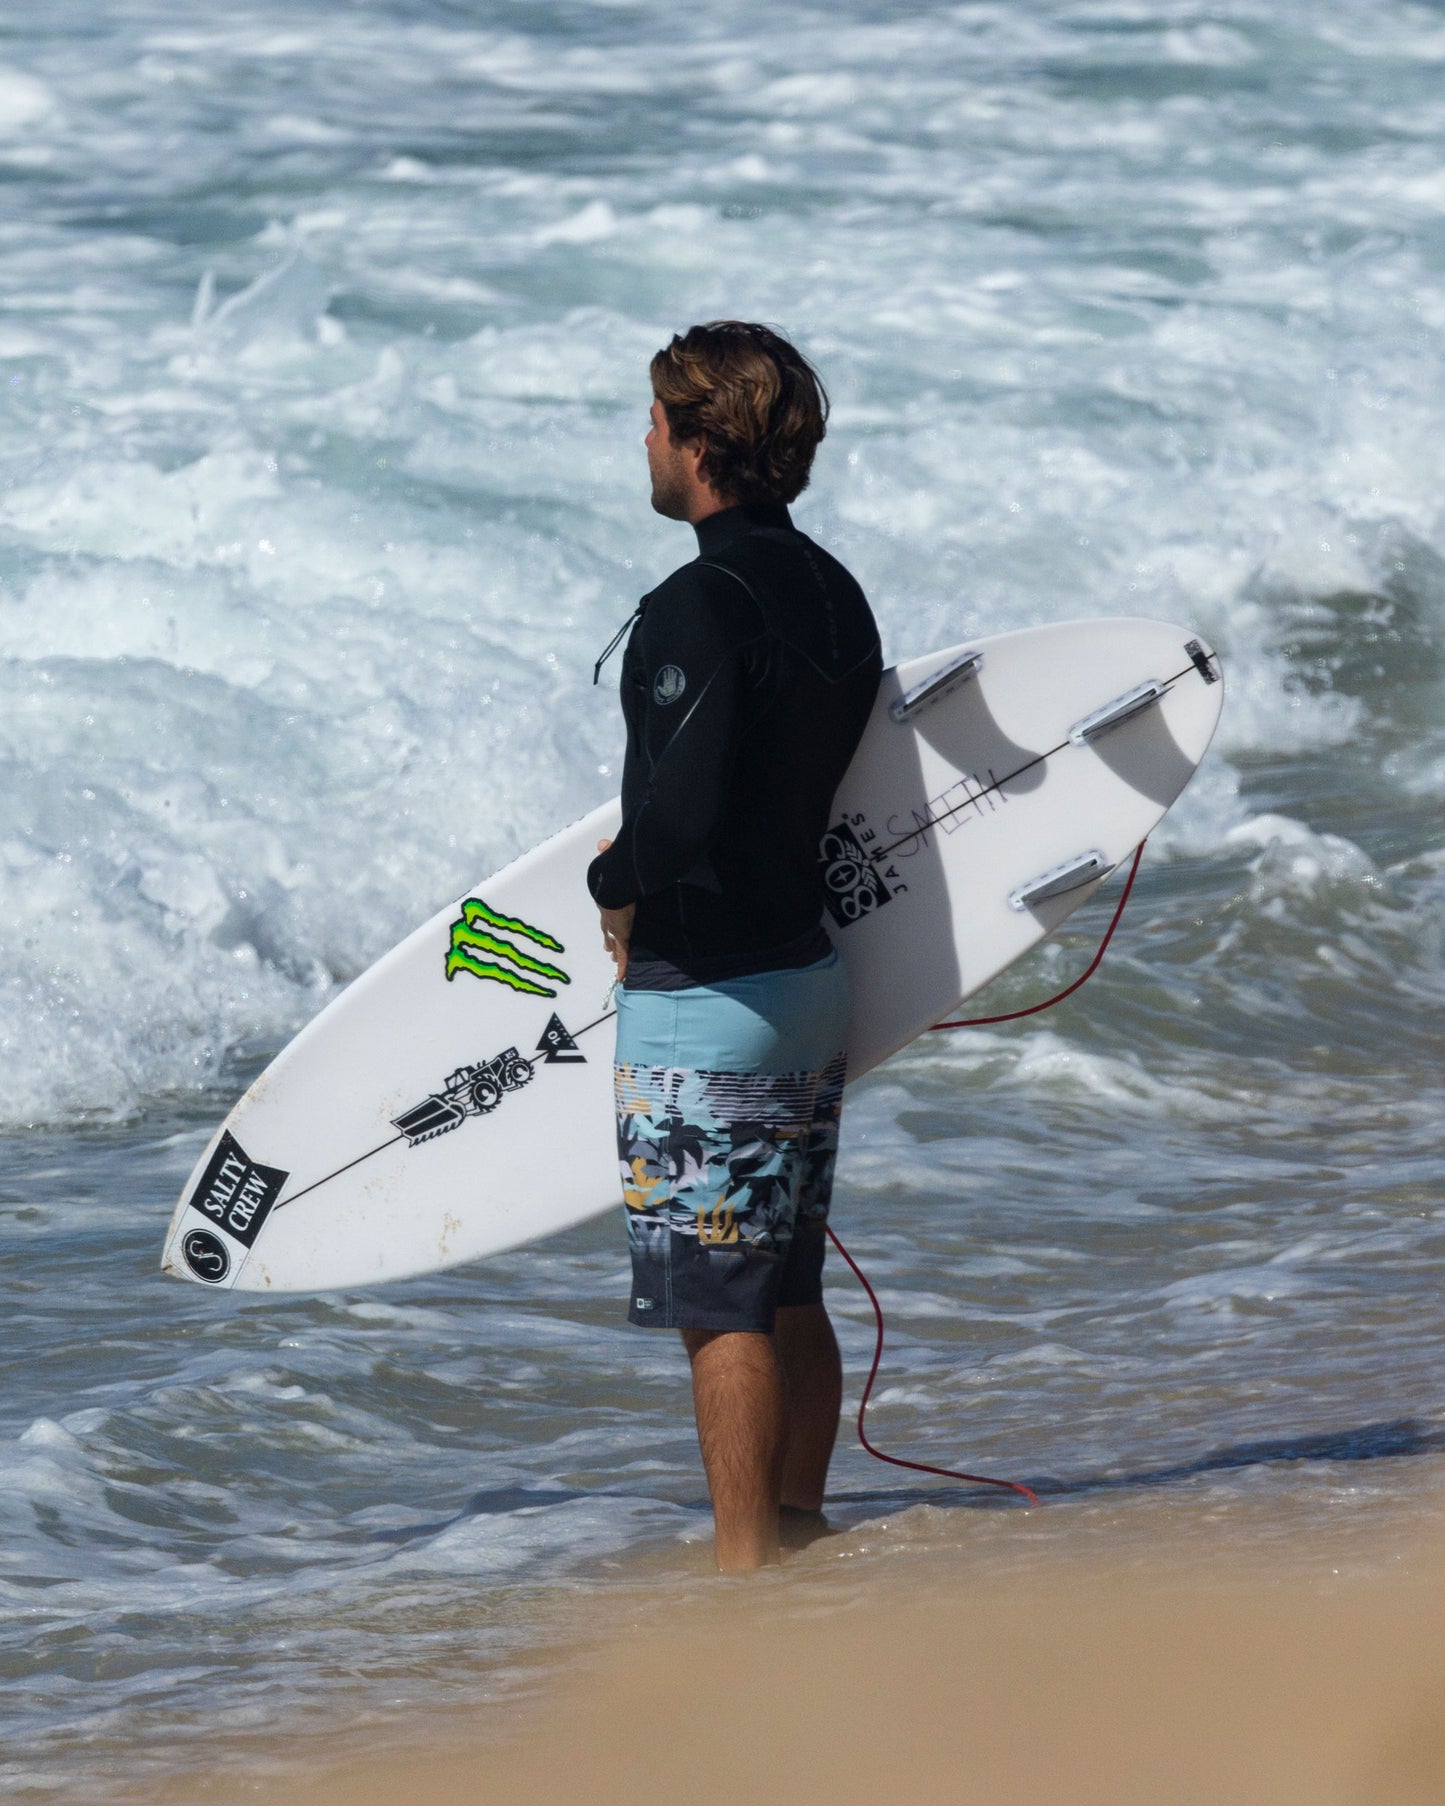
[{"x1": 3, "y1": 0, "x2": 1445, "y2": 1794}]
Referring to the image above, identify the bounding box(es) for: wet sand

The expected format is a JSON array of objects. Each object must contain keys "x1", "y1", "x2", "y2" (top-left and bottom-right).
[{"x1": 161, "y1": 1511, "x2": 1445, "y2": 1806}]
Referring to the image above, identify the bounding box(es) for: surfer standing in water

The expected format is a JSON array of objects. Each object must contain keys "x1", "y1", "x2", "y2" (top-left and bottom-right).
[{"x1": 588, "y1": 322, "x2": 881, "y2": 1571}]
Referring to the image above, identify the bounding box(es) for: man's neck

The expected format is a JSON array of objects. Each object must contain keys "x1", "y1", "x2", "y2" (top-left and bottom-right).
[
  {"x1": 683, "y1": 490, "x2": 727, "y2": 526},
  {"x1": 693, "y1": 501, "x2": 793, "y2": 554}
]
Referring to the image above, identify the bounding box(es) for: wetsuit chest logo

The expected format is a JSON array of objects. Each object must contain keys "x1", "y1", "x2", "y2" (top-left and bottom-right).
[{"x1": 653, "y1": 664, "x2": 687, "y2": 705}]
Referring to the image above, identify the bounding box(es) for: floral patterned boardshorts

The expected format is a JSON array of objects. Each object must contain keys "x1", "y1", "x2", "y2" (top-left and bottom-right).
[{"x1": 613, "y1": 950, "x2": 850, "y2": 1333}]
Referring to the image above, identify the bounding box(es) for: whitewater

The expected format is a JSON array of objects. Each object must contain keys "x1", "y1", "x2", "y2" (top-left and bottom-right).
[{"x1": 4, "y1": 0, "x2": 1445, "y2": 1794}]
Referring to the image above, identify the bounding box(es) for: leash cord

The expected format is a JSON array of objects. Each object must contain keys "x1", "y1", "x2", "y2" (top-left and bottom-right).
[
  {"x1": 823, "y1": 840, "x2": 1148, "y2": 1509},
  {"x1": 824, "y1": 1220, "x2": 1040, "y2": 1507},
  {"x1": 930, "y1": 841, "x2": 1145, "y2": 1029}
]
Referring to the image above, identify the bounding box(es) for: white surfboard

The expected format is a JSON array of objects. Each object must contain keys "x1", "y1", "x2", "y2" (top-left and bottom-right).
[{"x1": 161, "y1": 616, "x2": 1223, "y2": 1294}]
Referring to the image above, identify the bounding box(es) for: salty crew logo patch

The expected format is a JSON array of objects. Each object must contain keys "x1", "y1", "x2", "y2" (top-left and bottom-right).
[
  {"x1": 653, "y1": 664, "x2": 686, "y2": 705},
  {"x1": 185, "y1": 1131, "x2": 287, "y2": 1249}
]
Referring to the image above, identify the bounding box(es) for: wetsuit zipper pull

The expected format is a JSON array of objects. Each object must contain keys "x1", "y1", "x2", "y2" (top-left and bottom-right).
[{"x1": 592, "y1": 605, "x2": 643, "y2": 684}]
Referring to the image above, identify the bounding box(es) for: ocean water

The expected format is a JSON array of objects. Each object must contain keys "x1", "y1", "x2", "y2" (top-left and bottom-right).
[{"x1": 3, "y1": 0, "x2": 1445, "y2": 1792}]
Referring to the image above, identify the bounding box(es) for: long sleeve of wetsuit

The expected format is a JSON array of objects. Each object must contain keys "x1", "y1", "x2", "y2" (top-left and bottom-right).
[{"x1": 587, "y1": 574, "x2": 761, "y2": 909}]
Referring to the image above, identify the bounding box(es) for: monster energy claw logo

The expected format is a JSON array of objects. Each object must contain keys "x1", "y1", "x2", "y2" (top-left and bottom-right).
[{"x1": 445, "y1": 897, "x2": 571, "y2": 996}]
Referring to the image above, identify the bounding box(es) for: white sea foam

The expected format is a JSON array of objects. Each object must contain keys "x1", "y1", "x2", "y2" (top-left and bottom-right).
[
  {"x1": 1, "y1": 0, "x2": 1441, "y2": 1144},
  {"x1": 0, "y1": 66, "x2": 58, "y2": 131},
  {"x1": 961, "y1": 1028, "x2": 1245, "y2": 1118},
  {"x1": 1225, "y1": 813, "x2": 1378, "y2": 889},
  {"x1": 1160, "y1": 1264, "x2": 1319, "y2": 1312}
]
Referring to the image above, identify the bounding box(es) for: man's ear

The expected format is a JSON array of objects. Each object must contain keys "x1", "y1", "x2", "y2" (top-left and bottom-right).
[{"x1": 685, "y1": 438, "x2": 716, "y2": 500}]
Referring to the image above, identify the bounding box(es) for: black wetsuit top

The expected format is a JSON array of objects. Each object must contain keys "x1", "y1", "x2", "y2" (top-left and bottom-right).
[{"x1": 586, "y1": 502, "x2": 882, "y2": 988}]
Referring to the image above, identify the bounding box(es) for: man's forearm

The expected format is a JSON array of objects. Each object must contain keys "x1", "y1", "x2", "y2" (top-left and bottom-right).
[{"x1": 593, "y1": 838, "x2": 636, "y2": 978}]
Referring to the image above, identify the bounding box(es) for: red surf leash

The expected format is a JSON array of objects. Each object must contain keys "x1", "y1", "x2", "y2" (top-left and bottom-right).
[
  {"x1": 824, "y1": 1221, "x2": 1040, "y2": 1506},
  {"x1": 931, "y1": 840, "x2": 1146, "y2": 1029},
  {"x1": 825, "y1": 840, "x2": 1148, "y2": 1510}
]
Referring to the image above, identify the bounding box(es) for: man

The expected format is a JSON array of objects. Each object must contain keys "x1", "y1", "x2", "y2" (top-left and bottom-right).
[{"x1": 588, "y1": 321, "x2": 882, "y2": 1572}]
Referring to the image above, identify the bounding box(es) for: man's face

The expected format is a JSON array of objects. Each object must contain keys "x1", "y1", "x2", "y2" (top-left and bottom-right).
[{"x1": 645, "y1": 397, "x2": 696, "y2": 520}]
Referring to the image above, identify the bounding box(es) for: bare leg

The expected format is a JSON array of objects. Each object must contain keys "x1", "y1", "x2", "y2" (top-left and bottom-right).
[
  {"x1": 775, "y1": 1302, "x2": 842, "y2": 1511},
  {"x1": 681, "y1": 1328, "x2": 784, "y2": 1572}
]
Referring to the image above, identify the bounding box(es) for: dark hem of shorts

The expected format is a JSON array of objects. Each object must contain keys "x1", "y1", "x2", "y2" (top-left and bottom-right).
[{"x1": 626, "y1": 1304, "x2": 778, "y2": 1334}]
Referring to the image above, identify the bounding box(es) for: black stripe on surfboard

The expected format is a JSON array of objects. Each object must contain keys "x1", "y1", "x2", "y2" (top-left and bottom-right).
[
  {"x1": 870, "y1": 658, "x2": 1200, "y2": 864},
  {"x1": 270, "y1": 1007, "x2": 619, "y2": 1214}
]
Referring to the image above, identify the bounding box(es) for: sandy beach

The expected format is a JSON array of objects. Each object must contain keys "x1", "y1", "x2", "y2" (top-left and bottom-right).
[{"x1": 157, "y1": 1506, "x2": 1445, "y2": 1806}]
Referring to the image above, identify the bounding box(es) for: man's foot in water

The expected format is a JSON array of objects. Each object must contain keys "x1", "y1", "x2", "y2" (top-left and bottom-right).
[{"x1": 779, "y1": 1505, "x2": 840, "y2": 1552}]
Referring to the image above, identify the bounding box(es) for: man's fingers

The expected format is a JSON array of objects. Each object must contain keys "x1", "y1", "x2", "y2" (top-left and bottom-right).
[{"x1": 597, "y1": 837, "x2": 612, "y2": 853}]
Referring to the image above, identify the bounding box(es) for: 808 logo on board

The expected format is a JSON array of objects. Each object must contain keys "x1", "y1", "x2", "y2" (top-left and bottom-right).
[{"x1": 818, "y1": 812, "x2": 908, "y2": 927}]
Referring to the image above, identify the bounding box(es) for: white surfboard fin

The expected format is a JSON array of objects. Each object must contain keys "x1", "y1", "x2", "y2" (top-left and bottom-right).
[
  {"x1": 890, "y1": 648, "x2": 984, "y2": 722},
  {"x1": 1009, "y1": 850, "x2": 1110, "y2": 911},
  {"x1": 1068, "y1": 679, "x2": 1167, "y2": 744}
]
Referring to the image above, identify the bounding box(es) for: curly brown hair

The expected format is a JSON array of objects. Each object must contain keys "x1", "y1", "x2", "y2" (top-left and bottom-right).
[{"x1": 650, "y1": 321, "x2": 829, "y2": 507}]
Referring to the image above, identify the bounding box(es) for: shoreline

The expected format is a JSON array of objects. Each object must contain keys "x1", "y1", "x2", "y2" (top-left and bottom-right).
[{"x1": 151, "y1": 1493, "x2": 1445, "y2": 1806}]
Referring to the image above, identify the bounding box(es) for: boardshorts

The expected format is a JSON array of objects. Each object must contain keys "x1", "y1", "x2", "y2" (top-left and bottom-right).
[{"x1": 613, "y1": 950, "x2": 850, "y2": 1333}]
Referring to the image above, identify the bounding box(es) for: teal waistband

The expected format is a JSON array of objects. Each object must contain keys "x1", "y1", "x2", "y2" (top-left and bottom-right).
[{"x1": 614, "y1": 950, "x2": 849, "y2": 1075}]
